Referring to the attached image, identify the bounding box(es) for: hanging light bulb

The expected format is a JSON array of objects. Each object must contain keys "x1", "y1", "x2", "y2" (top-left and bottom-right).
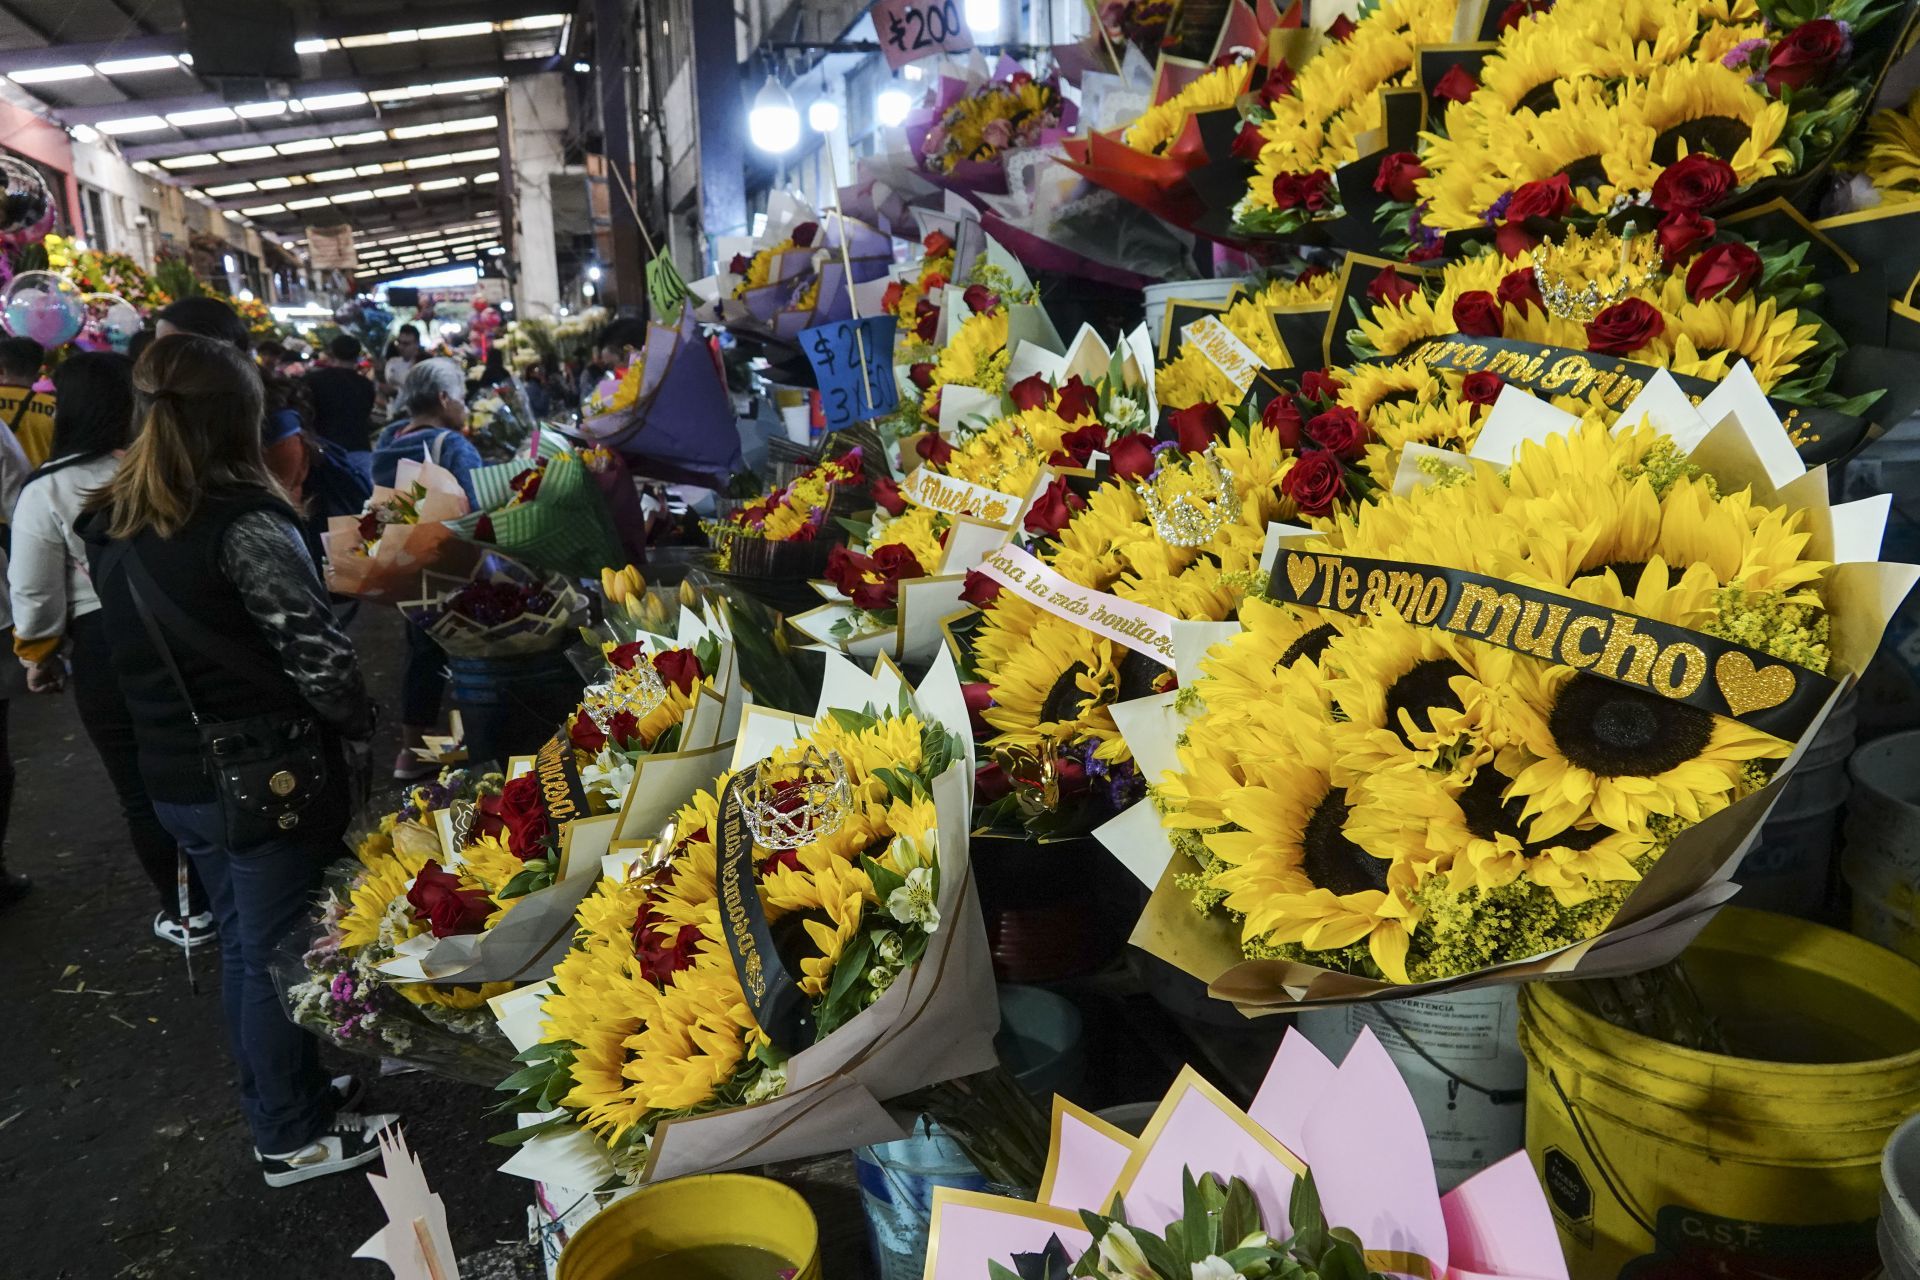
[
  {"x1": 875, "y1": 86, "x2": 912, "y2": 128},
  {"x1": 965, "y1": 0, "x2": 1000, "y2": 34},
  {"x1": 748, "y1": 76, "x2": 800, "y2": 153},
  {"x1": 807, "y1": 98, "x2": 840, "y2": 133}
]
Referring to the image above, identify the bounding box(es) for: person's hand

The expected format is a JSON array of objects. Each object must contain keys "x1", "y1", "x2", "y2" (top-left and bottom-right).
[{"x1": 24, "y1": 660, "x2": 63, "y2": 693}]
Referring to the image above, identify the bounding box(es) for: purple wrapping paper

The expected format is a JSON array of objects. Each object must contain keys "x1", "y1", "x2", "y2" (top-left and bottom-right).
[{"x1": 576, "y1": 308, "x2": 742, "y2": 489}]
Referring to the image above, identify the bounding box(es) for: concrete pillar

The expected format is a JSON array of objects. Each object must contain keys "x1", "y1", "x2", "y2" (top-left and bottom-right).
[
  {"x1": 506, "y1": 74, "x2": 567, "y2": 319},
  {"x1": 689, "y1": 0, "x2": 747, "y2": 271}
]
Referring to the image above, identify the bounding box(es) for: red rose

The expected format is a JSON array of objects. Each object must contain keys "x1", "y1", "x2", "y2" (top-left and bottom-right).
[
  {"x1": 1651, "y1": 153, "x2": 1735, "y2": 213},
  {"x1": 1452, "y1": 290, "x2": 1504, "y2": 338},
  {"x1": 357, "y1": 510, "x2": 380, "y2": 542},
  {"x1": 825, "y1": 545, "x2": 874, "y2": 596},
  {"x1": 1685, "y1": 241, "x2": 1762, "y2": 301},
  {"x1": 916, "y1": 432, "x2": 954, "y2": 466},
  {"x1": 1373, "y1": 151, "x2": 1428, "y2": 203},
  {"x1": 1107, "y1": 433, "x2": 1156, "y2": 480},
  {"x1": 924, "y1": 230, "x2": 955, "y2": 256},
  {"x1": 1281, "y1": 449, "x2": 1347, "y2": 517},
  {"x1": 1273, "y1": 170, "x2": 1336, "y2": 212},
  {"x1": 1656, "y1": 211, "x2": 1716, "y2": 266},
  {"x1": 908, "y1": 361, "x2": 935, "y2": 390},
  {"x1": 1055, "y1": 375, "x2": 1099, "y2": 422},
  {"x1": 850, "y1": 574, "x2": 900, "y2": 611},
  {"x1": 632, "y1": 899, "x2": 703, "y2": 987},
  {"x1": 1262, "y1": 394, "x2": 1305, "y2": 448},
  {"x1": 1261, "y1": 60, "x2": 1296, "y2": 103},
  {"x1": 1011, "y1": 70, "x2": 1034, "y2": 86},
  {"x1": 871, "y1": 542, "x2": 926, "y2": 583},
  {"x1": 870, "y1": 474, "x2": 907, "y2": 516},
  {"x1": 568, "y1": 709, "x2": 606, "y2": 753},
  {"x1": 607, "y1": 641, "x2": 648, "y2": 670},
  {"x1": 1497, "y1": 267, "x2": 1543, "y2": 314},
  {"x1": 975, "y1": 760, "x2": 1012, "y2": 803},
  {"x1": 607, "y1": 709, "x2": 641, "y2": 750},
  {"x1": 1169, "y1": 401, "x2": 1229, "y2": 453},
  {"x1": 1367, "y1": 266, "x2": 1419, "y2": 308},
  {"x1": 729, "y1": 253, "x2": 751, "y2": 276},
  {"x1": 922, "y1": 272, "x2": 949, "y2": 292},
  {"x1": 790, "y1": 220, "x2": 818, "y2": 248},
  {"x1": 1009, "y1": 373, "x2": 1053, "y2": 411},
  {"x1": 1432, "y1": 63, "x2": 1478, "y2": 104},
  {"x1": 470, "y1": 790, "x2": 504, "y2": 845},
  {"x1": 1233, "y1": 121, "x2": 1267, "y2": 161},
  {"x1": 914, "y1": 300, "x2": 939, "y2": 342},
  {"x1": 651, "y1": 648, "x2": 704, "y2": 694},
  {"x1": 474, "y1": 514, "x2": 495, "y2": 542},
  {"x1": 407, "y1": 860, "x2": 493, "y2": 937},
  {"x1": 1505, "y1": 174, "x2": 1571, "y2": 223},
  {"x1": 1493, "y1": 225, "x2": 1540, "y2": 259},
  {"x1": 963, "y1": 283, "x2": 1000, "y2": 313},
  {"x1": 962, "y1": 681, "x2": 994, "y2": 736},
  {"x1": 1328, "y1": 13, "x2": 1357, "y2": 40},
  {"x1": 1299, "y1": 370, "x2": 1343, "y2": 401},
  {"x1": 1498, "y1": 0, "x2": 1553, "y2": 29},
  {"x1": 1585, "y1": 298, "x2": 1664, "y2": 356},
  {"x1": 1051, "y1": 422, "x2": 1109, "y2": 467},
  {"x1": 1055, "y1": 755, "x2": 1089, "y2": 798},
  {"x1": 880, "y1": 281, "x2": 906, "y2": 313},
  {"x1": 1024, "y1": 475, "x2": 1085, "y2": 537},
  {"x1": 961, "y1": 568, "x2": 1001, "y2": 607},
  {"x1": 498, "y1": 774, "x2": 550, "y2": 859},
  {"x1": 1461, "y1": 371, "x2": 1504, "y2": 407},
  {"x1": 1764, "y1": 18, "x2": 1848, "y2": 95},
  {"x1": 1306, "y1": 406, "x2": 1369, "y2": 459}
]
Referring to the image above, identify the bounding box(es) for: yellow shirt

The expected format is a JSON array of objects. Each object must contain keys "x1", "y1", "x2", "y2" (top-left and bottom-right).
[{"x1": 0, "y1": 387, "x2": 55, "y2": 467}]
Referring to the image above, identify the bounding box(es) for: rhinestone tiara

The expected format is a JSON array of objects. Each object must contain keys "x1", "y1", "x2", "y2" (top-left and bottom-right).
[
  {"x1": 1137, "y1": 449, "x2": 1236, "y2": 548},
  {"x1": 739, "y1": 747, "x2": 852, "y2": 851},
  {"x1": 1531, "y1": 225, "x2": 1663, "y2": 324}
]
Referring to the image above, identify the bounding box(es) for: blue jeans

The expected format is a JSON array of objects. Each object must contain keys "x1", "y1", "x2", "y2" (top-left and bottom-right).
[{"x1": 154, "y1": 800, "x2": 331, "y2": 1154}]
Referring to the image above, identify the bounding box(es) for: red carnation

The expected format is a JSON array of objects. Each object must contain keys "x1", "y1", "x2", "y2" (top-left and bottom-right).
[
  {"x1": 1764, "y1": 18, "x2": 1848, "y2": 95},
  {"x1": 1024, "y1": 475, "x2": 1085, "y2": 537},
  {"x1": 1657, "y1": 211, "x2": 1717, "y2": 266},
  {"x1": 406, "y1": 860, "x2": 493, "y2": 938},
  {"x1": 1107, "y1": 433, "x2": 1156, "y2": 480},
  {"x1": 651, "y1": 648, "x2": 704, "y2": 695},
  {"x1": 1055, "y1": 375, "x2": 1099, "y2": 422},
  {"x1": 1367, "y1": 266, "x2": 1420, "y2": 307},
  {"x1": 1651, "y1": 154, "x2": 1735, "y2": 213},
  {"x1": 1585, "y1": 298, "x2": 1664, "y2": 356},
  {"x1": 1262, "y1": 394, "x2": 1305, "y2": 448},
  {"x1": 1373, "y1": 152, "x2": 1428, "y2": 203},
  {"x1": 1169, "y1": 401, "x2": 1229, "y2": 453},
  {"x1": 1684, "y1": 241, "x2": 1763, "y2": 302},
  {"x1": 1432, "y1": 63, "x2": 1478, "y2": 104},
  {"x1": 1497, "y1": 267, "x2": 1543, "y2": 314},
  {"x1": 1280, "y1": 449, "x2": 1347, "y2": 517},
  {"x1": 1306, "y1": 406, "x2": 1369, "y2": 459},
  {"x1": 1452, "y1": 290, "x2": 1504, "y2": 338}
]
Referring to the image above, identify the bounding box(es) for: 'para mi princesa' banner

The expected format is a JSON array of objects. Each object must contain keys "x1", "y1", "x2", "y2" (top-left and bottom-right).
[{"x1": 1268, "y1": 548, "x2": 1836, "y2": 740}]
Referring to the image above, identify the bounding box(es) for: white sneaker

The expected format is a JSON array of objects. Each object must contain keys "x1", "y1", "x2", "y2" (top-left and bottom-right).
[
  {"x1": 259, "y1": 1110, "x2": 399, "y2": 1187},
  {"x1": 153, "y1": 911, "x2": 216, "y2": 950}
]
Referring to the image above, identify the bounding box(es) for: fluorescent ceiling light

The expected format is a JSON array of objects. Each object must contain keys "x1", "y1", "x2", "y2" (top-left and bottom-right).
[
  {"x1": 97, "y1": 115, "x2": 170, "y2": 134},
  {"x1": 294, "y1": 39, "x2": 329, "y2": 54},
  {"x1": 276, "y1": 138, "x2": 334, "y2": 155},
  {"x1": 372, "y1": 184, "x2": 412, "y2": 197},
  {"x1": 505, "y1": 14, "x2": 567, "y2": 29},
  {"x1": 286, "y1": 196, "x2": 329, "y2": 210},
  {"x1": 255, "y1": 176, "x2": 293, "y2": 190},
  {"x1": 335, "y1": 131, "x2": 386, "y2": 146},
  {"x1": 242, "y1": 203, "x2": 287, "y2": 215},
  {"x1": 355, "y1": 163, "x2": 389, "y2": 176},
  {"x1": 235, "y1": 101, "x2": 289, "y2": 119},
  {"x1": 159, "y1": 153, "x2": 218, "y2": 169},
  {"x1": 487, "y1": 245, "x2": 506, "y2": 255},
  {"x1": 331, "y1": 189, "x2": 376, "y2": 203},
  {"x1": 166, "y1": 106, "x2": 237, "y2": 126},
  {"x1": 96, "y1": 55, "x2": 184, "y2": 75},
  {"x1": 390, "y1": 115, "x2": 495, "y2": 139},
  {"x1": 370, "y1": 86, "x2": 426, "y2": 103},
  {"x1": 416, "y1": 22, "x2": 492, "y2": 39},
  {"x1": 474, "y1": 171, "x2": 498, "y2": 183},
  {"x1": 449, "y1": 146, "x2": 499, "y2": 163},
  {"x1": 433, "y1": 77, "x2": 505, "y2": 95},
  {"x1": 206, "y1": 182, "x2": 257, "y2": 196},
  {"x1": 9, "y1": 65, "x2": 93, "y2": 84},
  {"x1": 299, "y1": 92, "x2": 368, "y2": 111},
  {"x1": 415, "y1": 176, "x2": 465, "y2": 191},
  {"x1": 69, "y1": 124, "x2": 98, "y2": 144},
  {"x1": 216, "y1": 145, "x2": 276, "y2": 161},
  {"x1": 310, "y1": 168, "x2": 357, "y2": 182}
]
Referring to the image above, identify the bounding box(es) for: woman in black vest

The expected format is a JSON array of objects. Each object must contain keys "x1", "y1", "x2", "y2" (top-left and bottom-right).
[{"x1": 77, "y1": 334, "x2": 397, "y2": 1187}]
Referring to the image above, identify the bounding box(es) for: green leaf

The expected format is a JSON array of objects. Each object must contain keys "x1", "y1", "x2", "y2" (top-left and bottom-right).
[
  {"x1": 823, "y1": 926, "x2": 874, "y2": 1013},
  {"x1": 1220, "y1": 1174, "x2": 1262, "y2": 1248},
  {"x1": 486, "y1": 1114, "x2": 574, "y2": 1147},
  {"x1": 1289, "y1": 1170, "x2": 1328, "y2": 1263},
  {"x1": 498, "y1": 864, "x2": 553, "y2": 900},
  {"x1": 829, "y1": 706, "x2": 879, "y2": 733},
  {"x1": 1316, "y1": 1235, "x2": 1370, "y2": 1280},
  {"x1": 861, "y1": 853, "x2": 907, "y2": 901},
  {"x1": 496, "y1": 1062, "x2": 554, "y2": 1093}
]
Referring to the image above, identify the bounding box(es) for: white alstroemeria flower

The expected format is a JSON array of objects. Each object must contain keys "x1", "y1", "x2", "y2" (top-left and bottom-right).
[
  {"x1": 886, "y1": 865, "x2": 940, "y2": 933},
  {"x1": 579, "y1": 748, "x2": 636, "y2": 809},
  {"x1": 1191, "y1": 1258, "x2": 1244, "y2": 1280},
  {"x1": 742, "y1": 1060, "x2": 788, "y2": 1104},
  {"x1": 1105, "y1": 394, "x2": 1147, "y2": 434},
  {"x1": 867, "y1": 964, "x2": 899, "y2": 995},
  {"x1": 872, "y1": 930, "x2": 905, "y2": 965},
  {"x1": 1094, "y1": 1225, "x2": 1155, "y2": 1280}
]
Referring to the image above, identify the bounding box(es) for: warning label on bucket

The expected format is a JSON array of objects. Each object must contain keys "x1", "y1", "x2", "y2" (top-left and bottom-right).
[
  {"x1": 1542, "y1": 1147, "x2": 1593, "y2": 1225},
  {"x1": 1618, "y1": 1207, "x2": 1879, "y2": 1278},
  {"x1": 1354, "y1": 997, "x2": 1503, "y2": 1060}
]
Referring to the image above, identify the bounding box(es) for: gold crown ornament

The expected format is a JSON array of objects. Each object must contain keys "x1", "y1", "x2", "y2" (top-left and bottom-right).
[
  {"x1": 1531, "y1": 225, "x2": 1664, "y2": 323},
  {"x1": 1137, "y1": 448, "x2": 1236, "y2": 548},
  {"x1": 739, "y1": 747, "x2": 853, "y2": 850},
  {"x1": 584, "y1": 655, "x2": 668, "y2": 731}
]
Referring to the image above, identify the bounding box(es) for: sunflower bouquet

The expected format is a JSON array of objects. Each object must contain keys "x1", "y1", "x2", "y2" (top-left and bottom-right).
[
  {"x1": 1115, "y1": 368, "x2": 1914, "y2": 1008},
  {"x1": 924, "y1": 1026, "x2": 1567, "y2": 1280},
  {"x1": 323, "y1": 455, "x2": 480, "y2": 603},
  {"x1": 573, "y1": 303, "x2": 739, "y2": 490},
  {"x1": 707, "y1": 446, "x2": 867, "y2": 578},
  {"x1": 1155, "y1": 270, "x2": 1338, "y2": 411},
  {"x1": 1405, "y1": 0, "x2": 1913, "y2": 245},
  {"x1": 489, "y1": 657, "x2": 999, "y2": 1187},
  {"x1": 693, "y1": 196, "x2": 893, "y2": 341},
  {"x1": 908, "y1": 63, "x2": 1070, "y2": 191}
]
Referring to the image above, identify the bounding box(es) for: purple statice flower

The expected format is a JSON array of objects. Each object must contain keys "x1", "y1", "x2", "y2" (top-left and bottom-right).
[
  {"x1": 1150, "y1": 440, "x2": 1182, "y2": 457},
  {"x1": 1482, "y1": 191, "x2": 1514, "y2": 226},
  {"x1": 1723, "y1": 37, "x2": 1767, "y2": 69}
]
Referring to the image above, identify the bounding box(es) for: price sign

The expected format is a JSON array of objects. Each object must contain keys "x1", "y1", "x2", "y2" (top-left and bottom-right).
[
  {"x1": 873, "y1": 0, "x2": 972, "y2": 69},
  {"x1": 801, "y1": 315, "x2": 900, "y2": 431}
]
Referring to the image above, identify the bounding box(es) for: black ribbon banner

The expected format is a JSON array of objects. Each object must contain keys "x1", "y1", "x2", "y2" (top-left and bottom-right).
[
  {"x1": 535, "y1": 731, "x2": 591, "y2": 827},
  {"x1": 715, "y1": 778, "x2": 813, "y2": 1053},
  {"x1": 1267, "y1": 549, "x2": 1838, "y2": 740}
]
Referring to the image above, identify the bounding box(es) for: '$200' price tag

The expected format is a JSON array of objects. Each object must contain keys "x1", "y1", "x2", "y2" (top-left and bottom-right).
[{"x1": 872, "y1": 0, "x2": 972, "y2": 69}]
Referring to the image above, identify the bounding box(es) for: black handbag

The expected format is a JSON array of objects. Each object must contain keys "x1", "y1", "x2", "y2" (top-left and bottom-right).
[{"x1": 116, "y1": 543, "x2": 349, "y2": 851}]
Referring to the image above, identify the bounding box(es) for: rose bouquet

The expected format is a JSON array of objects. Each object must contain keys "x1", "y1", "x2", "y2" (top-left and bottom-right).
[
  {"x1": 444, "y1": 436, "x2": 627, "y2": 579},
  {"x1": 706, "y1": 446, "x2": 868, "y2": 583},
  {"x1": 488, "y1": 655, "x2": 1004, "y2": 1188},
  {"x1": 692, "y1": 195, "x2": 893, "y2": 343},
  {"x1": 399, "y1": 553, "x2": 589, "y2": 659},
  {"x1": 923, "y1": 1026, "x2": 1567, "y2": 1280},
  {"x1": 466, "y1": 382, "x2": 541, "y2": 461},
  {"x1": 323, "y1": 455, "x2": 480, "y2": 603},
  {"x1": 1155, "y1": 271, "x2": 1338, "y2": 411},
  {"x1": 907, "y1": 62, "x2": 1071, "y2": 194},
  {"x1": 1110, "y1": 366, "x2": 1914, "y2": 1009}
]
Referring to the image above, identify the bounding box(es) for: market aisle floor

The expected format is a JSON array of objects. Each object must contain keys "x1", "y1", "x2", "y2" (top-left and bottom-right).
[{"x1": 0, "y1": 609, "x2": 542, "y2": 1280}]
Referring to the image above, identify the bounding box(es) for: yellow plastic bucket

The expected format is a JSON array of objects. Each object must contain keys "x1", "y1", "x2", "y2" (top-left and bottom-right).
[
  {"x1": 555, "y1": 1173, "x2": 822, "y2": 1280},
  {"x1": 1519, "y1": 907, "x2": 1920, "y2": 1279}
]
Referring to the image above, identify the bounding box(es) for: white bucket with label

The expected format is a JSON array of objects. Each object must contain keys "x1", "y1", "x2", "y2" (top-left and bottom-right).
[
  {"x1": 1295, "y1": 986, "x2": 1527, "y2": 1191},
  {"x1": 1142, "y1": 277, "x2": 1246, "y2": 347},
  {"x1": 1843, "y1": 729, "x2": 1920, "y2": 962}
]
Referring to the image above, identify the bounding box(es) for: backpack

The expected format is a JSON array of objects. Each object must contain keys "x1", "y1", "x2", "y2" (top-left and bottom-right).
[{"x1": 303, "y1": 431, "x2": 374, "y2": 519}]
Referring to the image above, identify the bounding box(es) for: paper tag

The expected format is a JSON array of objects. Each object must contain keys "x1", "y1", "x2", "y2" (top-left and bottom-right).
[
  {"x1": 1179, "y1": 314, "x2": 1262, "y2": 397},
  {"x1": 977, "y1": 544, "x2": 1178, "y2": 666},
  {"x1": 801, "y1": 315, "x2": 900, "y2": 430},
  {"x1": 901, "y1": 466, "x2": 1021, "y2": 524},
  {"x1": 874, "y1": 0, "x2": 973, "y2": 68}
]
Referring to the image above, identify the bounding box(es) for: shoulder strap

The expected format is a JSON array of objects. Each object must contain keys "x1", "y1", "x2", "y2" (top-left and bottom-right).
[
  {"x1": 427, "y1": 430, "x2": 448, "y2": 466},
  {"x1": 106, "y1": 537, "x2": 301, "y2": 706},
  {"x1": 4, "y1": 390, "x2": 36, "y2": 435}
]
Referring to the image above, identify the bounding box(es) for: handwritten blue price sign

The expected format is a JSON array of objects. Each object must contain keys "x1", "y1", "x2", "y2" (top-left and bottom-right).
[{"x1": 801, "y1": 315, "x2": 899, "y2": 431}]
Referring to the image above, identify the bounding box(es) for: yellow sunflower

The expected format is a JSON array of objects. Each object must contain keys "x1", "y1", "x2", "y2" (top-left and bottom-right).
[
  {"x1": 1125, "y1": 60, "x2": 1252, "y2": 154},
  {"x1": 923, "y1": 308, "x2": 1010, "y2": 421},
  {"x1": 1861, "y1": 90, "x2": 1920, "y2": 202}
]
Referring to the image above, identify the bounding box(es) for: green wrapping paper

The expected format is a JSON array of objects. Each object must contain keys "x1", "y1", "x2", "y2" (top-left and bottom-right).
[{"x1": 447, "y1": 448, "x2": 625, "y2": 579}]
